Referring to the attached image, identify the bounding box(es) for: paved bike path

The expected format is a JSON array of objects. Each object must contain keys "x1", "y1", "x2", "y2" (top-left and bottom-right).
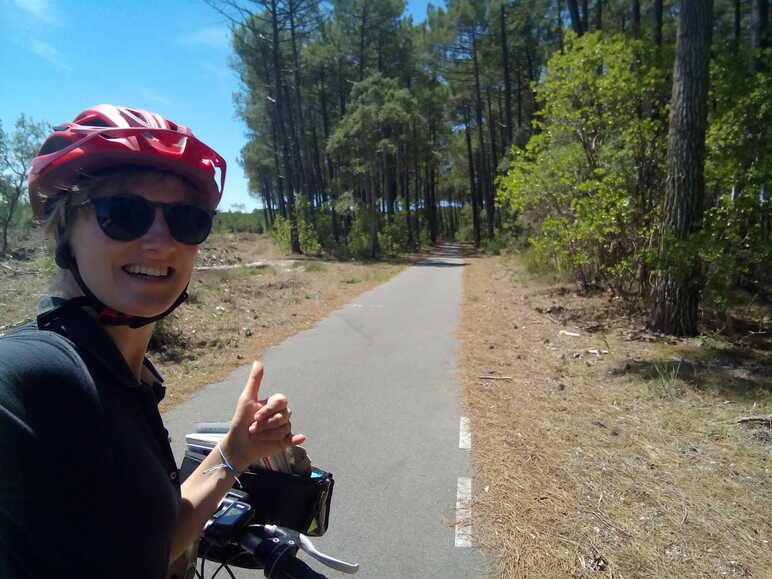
[{"x1": 164, "y1": 243, "x2": 486, "y2": 578}]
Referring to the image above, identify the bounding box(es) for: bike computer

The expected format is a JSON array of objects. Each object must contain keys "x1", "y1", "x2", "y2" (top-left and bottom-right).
[{"x1": 203, "y1": 490, "x2": 254, "y2": 547}]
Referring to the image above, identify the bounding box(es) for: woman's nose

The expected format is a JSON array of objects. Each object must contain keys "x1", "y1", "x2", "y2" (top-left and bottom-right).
[{"x1": 140, "y1": 207, "x2": 175, "y2": 247}]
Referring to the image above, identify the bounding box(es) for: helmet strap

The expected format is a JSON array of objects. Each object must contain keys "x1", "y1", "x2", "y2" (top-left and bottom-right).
[{"x1": 58, "y1": 242, "x2": 188, "y2": 328}]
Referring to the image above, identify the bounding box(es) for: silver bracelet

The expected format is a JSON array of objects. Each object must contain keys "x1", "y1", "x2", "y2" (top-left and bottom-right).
[{"x1": 203, "y1": 446, "x2": 243, "y2": 487}]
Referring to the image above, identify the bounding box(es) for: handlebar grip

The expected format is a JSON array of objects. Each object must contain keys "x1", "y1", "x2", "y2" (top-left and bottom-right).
[
  {"x1": 272, "y1": 556, "x2": 328, "y2": 579},
  {"x1": 239, "y1": 530, "x2": 327, "y2": 579}
]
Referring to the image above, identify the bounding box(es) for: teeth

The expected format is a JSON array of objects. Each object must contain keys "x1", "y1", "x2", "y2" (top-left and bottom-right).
[{"x1": 125, "y1": 265, "x2": 169, "y2": 277}]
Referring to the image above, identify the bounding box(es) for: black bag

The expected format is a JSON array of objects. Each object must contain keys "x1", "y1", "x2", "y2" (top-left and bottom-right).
[
  {"x1": 180, "y1": 454, "x2": 334, "y2": 570},
  {"x1": 180, "y1": 455, "x2": 334, "y2": 537}
]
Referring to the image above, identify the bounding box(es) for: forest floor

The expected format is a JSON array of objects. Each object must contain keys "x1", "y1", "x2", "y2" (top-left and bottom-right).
[
  {"x1": 458, "y1": 249, "x2": 771, "y2": 578},
  {"x1": 2, "y1": 230, "x2": 770, "y2": 577}
]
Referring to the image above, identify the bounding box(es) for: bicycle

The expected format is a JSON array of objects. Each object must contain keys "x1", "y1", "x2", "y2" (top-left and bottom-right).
[{"x1": 170, "y1": 423, "x2": 359, "y2": 579}]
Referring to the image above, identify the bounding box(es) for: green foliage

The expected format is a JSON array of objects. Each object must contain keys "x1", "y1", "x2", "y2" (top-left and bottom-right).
[
  {"x1": 212, "y1": 211, "x2": 265, "y2": 234},
  {"x1": 703, "y1": 49, "x2": 772, "y2": 296},
  {"x1": 271, "y1": 214, "x2": 294, "y2": 254},
  {"x1": 456, "y1": 205, "x2": 477, "y2": 243},
  {"x1": 327, "y1": 72, "x2": 422, "y2": 183},
  {"x1": 497, "y1": 32, "x2": 668, "y2": 293},
  {"x1": 706, "y1": 50, "x2": 771, "y2": 196},
  {"x1": 1, "y1": 115, "x2": 49, "y2": 255},
  {"x1": 345, "y1": 210, "x2": 373, "y2": 259},
  {"x1": 378, "y1": 216, "x2": 408, "y2": 257},
  {"x1": 701, "y1": 194, "x2": 772, "y2": 296},
  {"x1": 295, "y1": 196, "x2": 323, "y2": 256}
]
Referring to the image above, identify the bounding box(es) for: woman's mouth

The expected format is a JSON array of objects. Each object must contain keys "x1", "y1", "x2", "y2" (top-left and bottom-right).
[{"x1": 123, "y1": 264, "x2": 173, "y2": 279}]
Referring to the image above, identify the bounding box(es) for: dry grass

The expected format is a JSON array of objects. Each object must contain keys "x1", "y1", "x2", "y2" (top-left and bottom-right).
[{"x1": 458, "y1": 252, "x2": 771, "y2": 578}]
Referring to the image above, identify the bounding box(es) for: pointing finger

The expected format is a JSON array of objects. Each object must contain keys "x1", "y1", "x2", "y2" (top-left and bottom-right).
[{"x1": 240, "y1": 361, "x2": 264, "y2": 403}]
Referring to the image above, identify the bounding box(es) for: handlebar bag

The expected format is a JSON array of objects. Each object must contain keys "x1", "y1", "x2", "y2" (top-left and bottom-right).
[{"x1": 180, "y1": 454, "x2": 334, "y2": 536}]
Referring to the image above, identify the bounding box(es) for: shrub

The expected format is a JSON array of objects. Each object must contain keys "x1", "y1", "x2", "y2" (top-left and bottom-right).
[
  {"x1": 497, "y1": 32, "x2": 668, "y2": 295},
  {"x1": 148, "y1": 315, "x2": 190, "y2": 362}
]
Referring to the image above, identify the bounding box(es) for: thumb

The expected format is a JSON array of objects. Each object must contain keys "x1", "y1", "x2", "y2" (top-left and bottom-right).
[{"x1": 240, "y1": 361, "x2": 264, "y2": 403}]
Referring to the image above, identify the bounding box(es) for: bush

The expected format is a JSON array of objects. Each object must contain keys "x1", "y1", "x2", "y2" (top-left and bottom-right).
[
  {"x1": 148, "y1": 315, "x2": 190, "y2": 363},
  {"x1": 378, "y1": 216, "x2": 408, "y2": 256},
  {"x1": 497, "y1": 32, "x2": 668, "y2": 295},
  {"x1": 345, "y1": 211, "x2": 373, "y2": 259}
]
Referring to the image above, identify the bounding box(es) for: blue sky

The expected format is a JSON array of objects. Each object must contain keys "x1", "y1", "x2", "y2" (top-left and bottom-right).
[{"x1": 0, "y1": 0, "x2": 431, "y2": 212}]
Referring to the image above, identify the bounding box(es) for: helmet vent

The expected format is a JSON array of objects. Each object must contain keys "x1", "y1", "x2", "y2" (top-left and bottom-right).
[
  {"x1": 38, "y1": 136, "x2": 75, "y2": 156},
  {"x1": 83, "y1": 118, "x2": 111, "y2": 128}
]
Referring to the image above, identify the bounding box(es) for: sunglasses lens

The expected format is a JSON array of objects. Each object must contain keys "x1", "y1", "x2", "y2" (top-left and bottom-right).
[
  {"x1": 91, "y1": 195, "x2": 212, "y2": 244},
  {"x1": 165, "y1": 204, "x2": 213, "y2": 245},
  {"x1": 93, "y1": 195, "x2": 154, "y2": 241}
]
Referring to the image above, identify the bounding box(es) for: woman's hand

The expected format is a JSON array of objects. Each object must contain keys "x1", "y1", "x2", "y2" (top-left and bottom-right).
[{"x1": 220, "y1": 361, "x2": 306, "y2": 472}]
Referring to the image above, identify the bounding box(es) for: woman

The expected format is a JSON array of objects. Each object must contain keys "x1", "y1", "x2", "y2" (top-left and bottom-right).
[{"x1": 0, "y1": 105, "x2": 305, "y2": 578}]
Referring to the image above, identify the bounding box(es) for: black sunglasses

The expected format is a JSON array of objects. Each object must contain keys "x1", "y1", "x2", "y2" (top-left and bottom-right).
[{"x1": 82, "y1": 194, "x2": 215, "y2": 245}]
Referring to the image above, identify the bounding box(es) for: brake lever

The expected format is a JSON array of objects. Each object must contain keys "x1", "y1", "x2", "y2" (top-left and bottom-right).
[
  {"x1": 257, "y1": 525, "x2": 359, "y2": 574},
  {"x1": 298, "y1": 535, "x2": 359, "y2": 574}
]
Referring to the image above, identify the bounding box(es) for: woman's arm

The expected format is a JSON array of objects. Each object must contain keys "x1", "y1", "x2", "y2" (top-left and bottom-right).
[{"x1": 169, "y1": 361, "x2": 306, "y2": 563}]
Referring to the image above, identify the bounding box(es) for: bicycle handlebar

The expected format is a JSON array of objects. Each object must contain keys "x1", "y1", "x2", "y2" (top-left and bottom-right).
[
  {"x1": 239, "y1": 527, "x2": 327, "y2": 579},
  {"x1": 190, "y1": 425, "x2": 359, "y2": 578}
]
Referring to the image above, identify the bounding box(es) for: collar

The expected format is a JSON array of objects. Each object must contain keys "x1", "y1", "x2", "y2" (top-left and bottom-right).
[{"x1": 36, "y1": 297, "x2": 166, "y2": 400}]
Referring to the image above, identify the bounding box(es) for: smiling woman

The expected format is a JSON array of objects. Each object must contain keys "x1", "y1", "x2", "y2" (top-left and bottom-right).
[{"x1": 0, "y1": 104, "x2": 306, "y2": 578}]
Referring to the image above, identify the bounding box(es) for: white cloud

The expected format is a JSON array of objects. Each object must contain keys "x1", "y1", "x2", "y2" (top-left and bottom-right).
[
  {"x1": 178, "y1": 26, "x2": 231, "y2": 50},
  {"x1": 138, "y1": 88, "x2": 173, "y2": 107},
  {"x1": 12, "y1": 0, "x2": 59, "y2": 24},
  {"x1": 201, "y1": 61, "x2": 234, "y2": 94},
  {"x1": 30, "y1": 38, "x2": 70, "y2": 70}
]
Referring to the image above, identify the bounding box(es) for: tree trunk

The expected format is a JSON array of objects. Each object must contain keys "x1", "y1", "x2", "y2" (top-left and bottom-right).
[
  {"x1": 471, "y1": 31, "x2": 494, "y2": 241},
  {"x1": 632, "y1": 0, "x2": 641, "y2": 37},
  {"x1": 653, "y1": 0, "x2": 663, "y2": 45},
  {"x1": 463, "y1": 109, "x2": 481, "y2": 248},
  {"x1": 358, "y1": 0, "x2": 370, "y2": 80},
  {"x1": 288, "y1": 0, "x2": 309, "y2": 201},
  {"x1": 649, "y1": 0, "x2": 713, "y2": 336},
  {"x1": 566, "y1": 0, "x2": 584, "y2": 35},
  {"x1": 1, "y1": 200, "x2": 14, "y2": 256},
  {"x1": 428, "y1": 162, "x2": 437, "y2": 244},
  {"x1": 368, "y1": 175, "x2": 378, "y2": 258},
  {"x1": 752, "y1": 0, "x2": 769, "y2": 71},
  {"x1": 500, "y1": 2, "x2": 513, "y2": 147},
  {"x1": 596, "y1": 0, "x2": 603, "y2": 31},
  {"x1": 487, "y1": 87, "x2": 499, "y2": 172},
  {"x1": 269, "y1": 0, "x2": 300, "y2": 253}
]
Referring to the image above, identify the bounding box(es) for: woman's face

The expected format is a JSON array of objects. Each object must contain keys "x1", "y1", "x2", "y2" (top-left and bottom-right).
[{"x1": 68, "y1": 172, "x2": 200, "y2": 318}]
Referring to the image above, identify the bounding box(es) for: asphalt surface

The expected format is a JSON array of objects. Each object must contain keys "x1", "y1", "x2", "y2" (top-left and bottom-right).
[{"x1": 163, "y1": 243, "x2": 486, "y2": 578}]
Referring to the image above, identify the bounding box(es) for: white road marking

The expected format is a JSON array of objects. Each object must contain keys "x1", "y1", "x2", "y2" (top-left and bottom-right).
[
  {"x1": 459, "y1": 417, "x2": 471, "y2": 449},
  {"x1": 455, "y1": 477, "x2": 473, "y2": 548}
]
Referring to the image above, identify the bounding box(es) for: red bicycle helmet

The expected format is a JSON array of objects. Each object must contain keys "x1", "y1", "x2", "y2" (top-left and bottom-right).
[{"x1": 29, "y1": 104, "x2": 226, "y2": 218}]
